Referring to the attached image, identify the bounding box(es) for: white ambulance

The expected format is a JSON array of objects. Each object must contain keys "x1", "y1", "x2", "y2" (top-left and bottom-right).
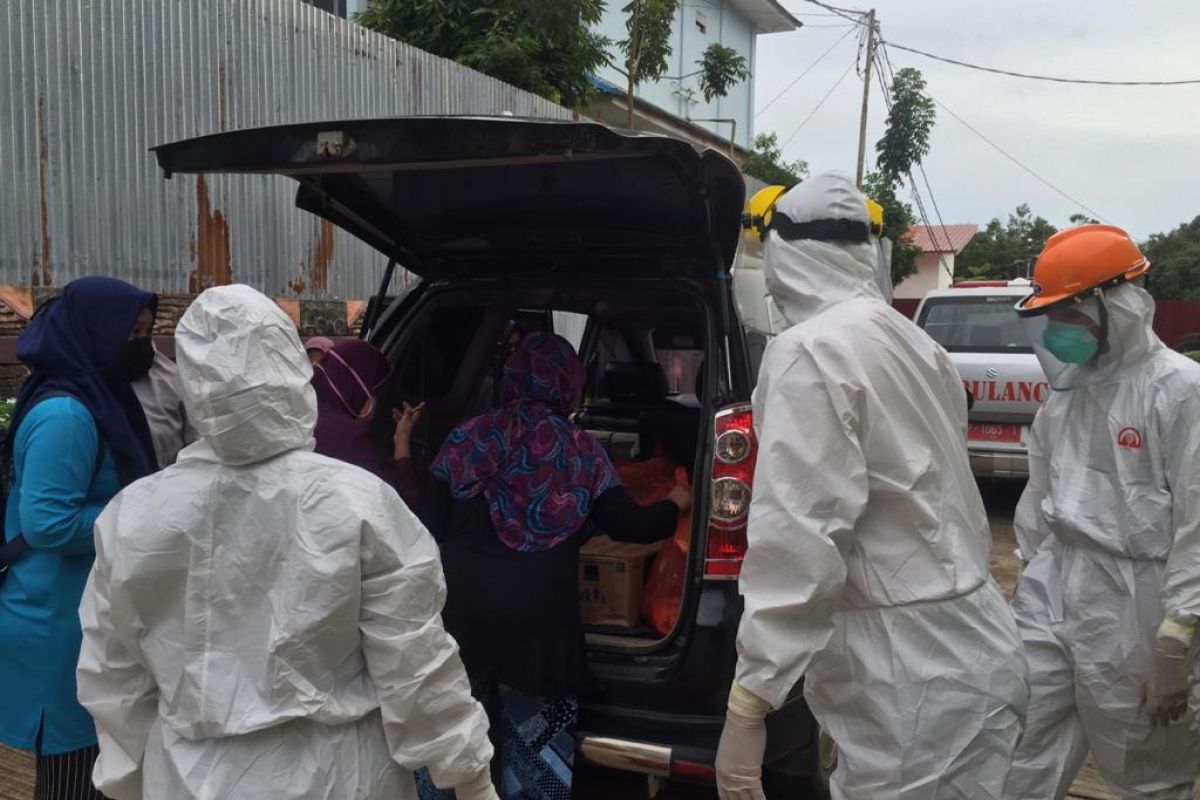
[{"x1": 914, "y1": 280, "x2": 1048, "y2": 479}]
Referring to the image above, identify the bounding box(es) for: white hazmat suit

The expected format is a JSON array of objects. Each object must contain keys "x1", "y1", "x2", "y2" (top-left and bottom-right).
[
  {"x1": 1003, "y1": 284, "x2": 1200, "y2": 800},
  {"x1": 77, "y1": 285, "x2": 496, "y2": 800},
  {"x1": 728, "y1": 173, "x2": 1029, "y2": 800}
]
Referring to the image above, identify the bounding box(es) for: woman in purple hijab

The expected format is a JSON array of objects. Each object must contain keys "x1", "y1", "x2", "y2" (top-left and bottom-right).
[
  {"x1": 310, "y1": 339, "x2": 406, "y2": 491},
  {"x1": 411, "y1": 332, "x2": 689, "y2": 800}
]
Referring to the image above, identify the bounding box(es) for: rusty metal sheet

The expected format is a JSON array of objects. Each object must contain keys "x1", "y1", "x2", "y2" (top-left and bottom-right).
[{"x1": 0, "y1": 0, "x2": 571, "y2": 299}]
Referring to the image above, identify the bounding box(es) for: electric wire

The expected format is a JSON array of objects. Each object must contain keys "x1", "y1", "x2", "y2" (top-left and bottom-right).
[
  {"x1": 756, "y1": 24, "x2": 860, "y2": 117},
  {"x1": 883, "y1": 40, "x2": 1200, "y2": 86},
  {"x1": 792, "y1": 0, "x2": 867, "y2": 25},
  {"x1": 780, "y1": 56, "x2": 858, "y2": 148},
  {"x1": 928, "y1": 93, "x2": 1110, "y2": 223}
]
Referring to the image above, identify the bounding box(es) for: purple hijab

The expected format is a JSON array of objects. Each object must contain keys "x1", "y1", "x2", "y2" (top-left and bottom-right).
[
  {"x1": 431, "y1": 332, "x2": 620, "y2": 552},
  {"x1": 312, "y1": 340, "x2": 394, "y2": 479}
]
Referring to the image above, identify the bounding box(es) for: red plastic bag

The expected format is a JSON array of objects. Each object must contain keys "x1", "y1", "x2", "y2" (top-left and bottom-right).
[
  {"x1": 614, "y1": 453, "x2": 677, "y2": 503},
  {"x1": 640, "y1": 534, "x2": 688, "y2": 635},
  {"x1": 612, "y1": 454, "x2": 691, "y2": 635}
]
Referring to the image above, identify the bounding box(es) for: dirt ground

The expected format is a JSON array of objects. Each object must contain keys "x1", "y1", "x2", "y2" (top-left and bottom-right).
[{"x1": 0, "y1": 480, "x2": 1187, "y2": 799}]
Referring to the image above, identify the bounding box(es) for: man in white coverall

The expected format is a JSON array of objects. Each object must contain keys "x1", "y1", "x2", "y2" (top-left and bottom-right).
[
  {"x1": 1002, "y1": 225, "x2": 1200, "y2": 800},
  {"x1": 714, "y1": 173, "x2": 1029, "y2": 800},
  {"x1": 77, "y1": 285, "x2": 499, "y2": 800}
]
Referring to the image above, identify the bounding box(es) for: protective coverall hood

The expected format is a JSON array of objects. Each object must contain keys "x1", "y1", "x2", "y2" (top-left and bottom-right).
[
  {"x1": 78, "y1": 284, "x2": 494, "y2": 800},
  {"x1": 175, "y1": 284, "x2": 317, "y2": 465},
  {"x1": 1076, "y1": 283, "x2": 1159, "y2": 386},
  {"x1": 1020, "y1": 283, "x2": 1160, "y2": 391},
  {"x1": 763, "y1": 172, "x2": 883, "y2": 327}
]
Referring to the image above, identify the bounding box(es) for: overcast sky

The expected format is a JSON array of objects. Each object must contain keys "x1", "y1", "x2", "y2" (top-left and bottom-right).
[{"x1": 752, "y1": 1, "x2": 1200, "y2": 239}]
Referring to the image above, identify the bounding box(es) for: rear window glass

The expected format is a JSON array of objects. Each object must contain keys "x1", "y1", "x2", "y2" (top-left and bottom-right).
[
  {"x1": 656, "y1": 347, "x2": 704, "y2": 397},
  {"x1": 918, "y1": 296, "x2": 1032, "y2": 353}
]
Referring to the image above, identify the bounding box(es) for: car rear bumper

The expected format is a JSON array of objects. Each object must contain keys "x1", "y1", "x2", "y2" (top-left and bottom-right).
[
  {"x1": 578, "y1": 691, "x2": 820, "y2": 785},
  {"x1": 968, "y1": 448, "x2": 1029, "y2": 479},
  {"x1": 578, "y1": 736, "x2": 674, "y2": 778}
]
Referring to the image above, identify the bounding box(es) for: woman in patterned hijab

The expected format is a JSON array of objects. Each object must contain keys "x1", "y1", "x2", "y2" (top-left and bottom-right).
[{"x1": 420, "y1": 332, "x2": 689, "y2": 800}]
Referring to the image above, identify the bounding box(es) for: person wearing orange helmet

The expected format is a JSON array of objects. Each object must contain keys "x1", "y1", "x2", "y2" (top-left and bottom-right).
[{"x1": 1003, "y1": 225, "x2": 1200, "y2": 799}]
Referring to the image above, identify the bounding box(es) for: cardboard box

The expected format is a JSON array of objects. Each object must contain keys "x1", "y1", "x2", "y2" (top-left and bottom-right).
[{"x1": 578, "y1": 536, "x2": 662, "y2": 627}]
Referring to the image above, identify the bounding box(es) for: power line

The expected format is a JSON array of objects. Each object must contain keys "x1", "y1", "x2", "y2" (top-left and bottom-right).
[
  {"x1": 797, "y1": 0, "x2": 867, "y2": 15},
  {"x1": 925, "y1": 91, "x2": 1110, "y2": 223},
  {"x1": 876, "y1": 41, "x2": 1109, "y2": 241},
  {"x1": 781, "y1": 57, "x2": 858, "y2": 148},
  {"x1": 883, "y1": 40, "x2": 1200, "y2": 86},
  {"x1": 792, "y1": 0, "x2": 867, "y2": 25},
  {"x1": 755, "y1": 24, "x2": 859, "y2": 117}
]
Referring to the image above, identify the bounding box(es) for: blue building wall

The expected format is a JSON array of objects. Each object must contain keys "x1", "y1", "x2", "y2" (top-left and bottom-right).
[{"x1": 594, "y1": 1, "x2": 756, "y2": 149}]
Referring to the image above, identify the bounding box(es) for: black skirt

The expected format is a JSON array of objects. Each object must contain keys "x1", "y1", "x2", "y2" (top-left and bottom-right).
[{"x1": 439, "y1": 495, "x2": 589, "y2": 699}]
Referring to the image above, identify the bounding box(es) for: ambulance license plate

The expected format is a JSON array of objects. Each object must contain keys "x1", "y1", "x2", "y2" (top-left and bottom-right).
[{"x1": 968, "y1": 422, "x2": 1021, "y2": 443}]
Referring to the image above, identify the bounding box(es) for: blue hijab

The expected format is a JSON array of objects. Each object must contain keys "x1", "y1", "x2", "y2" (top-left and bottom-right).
[{"x1": 7, "y1": 277, "x2": 158, "y2": 486}]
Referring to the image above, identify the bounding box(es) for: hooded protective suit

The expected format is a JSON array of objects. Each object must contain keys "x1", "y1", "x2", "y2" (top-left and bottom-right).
[
  {"x1": 728, "y1": 173, "x2": 1028, "y2": 800},
  {"x1": 1003, "y1": 284, "x2": 1200, "y2": 800},
  {"x1": 77, "y1": 285, "x2": 495, "y2": 800}
]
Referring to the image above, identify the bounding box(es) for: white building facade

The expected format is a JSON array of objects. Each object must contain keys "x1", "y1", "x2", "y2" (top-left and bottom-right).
[
  {"x1": 589, "y1": 0, "x2": 799, "y2": 152},
  {"x1": 894, "y1": 224, "x2": 979, "y2": 301}
]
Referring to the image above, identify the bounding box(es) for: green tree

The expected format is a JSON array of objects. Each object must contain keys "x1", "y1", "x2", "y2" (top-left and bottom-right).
[
  {"x1": 957, "y1": 204, "x2": 1057, "y2": 281},
  {"x1": 1069, "y1": 213, "x2": 1100, "y2": 226},
  {"x1": 875, "y1": 68, "x2": 936, "y2": 187},
  {"x1": 697, "y1": 43, "x2": 751, "y2": 103},
  {"x1": 741, "y1": 133, "x2": 808, "y2": 188},
  {"x1": 1142, "y1": 215, "x2": 1200, "y2": 301},
  {"x1": 354, "y1": 0, "x2": 610, "y2": 108},
  {"x1": 867, "y1": 67, "x2": 936, "y2": 285},
  {"x1": 608, "y1": 0, "x2": 680, "y2": 128}
]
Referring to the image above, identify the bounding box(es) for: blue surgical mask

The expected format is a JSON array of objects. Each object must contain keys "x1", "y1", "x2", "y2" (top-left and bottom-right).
[{"x1": 1043, "y1": 322, "x2": 1099, "y2": 364}]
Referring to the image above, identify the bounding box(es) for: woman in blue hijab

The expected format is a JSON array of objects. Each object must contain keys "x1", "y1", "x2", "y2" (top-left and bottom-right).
[{"x1": 0, "y1": 276, "x2": 158, "y2": 800}]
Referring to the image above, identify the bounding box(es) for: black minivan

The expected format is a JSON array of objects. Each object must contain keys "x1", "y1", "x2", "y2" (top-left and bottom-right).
[{"x1": 154, "y1": 117, "x2": 827, "y2": 797}]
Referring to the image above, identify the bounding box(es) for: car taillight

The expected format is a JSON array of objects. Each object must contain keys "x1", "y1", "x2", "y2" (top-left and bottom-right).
[{"x1": 705, "y1": 404, "x2": 756, "y2": 580}]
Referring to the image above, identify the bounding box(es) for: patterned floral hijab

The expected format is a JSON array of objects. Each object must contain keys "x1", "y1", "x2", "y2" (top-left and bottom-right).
[{"x1": 431, "y1": 332, "x2": 620, "y2": 552}]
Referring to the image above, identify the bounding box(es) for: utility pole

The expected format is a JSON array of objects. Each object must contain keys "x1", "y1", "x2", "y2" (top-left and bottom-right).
[{"x1": 855, "y1": 9, "x2": 877, "y2": 189}]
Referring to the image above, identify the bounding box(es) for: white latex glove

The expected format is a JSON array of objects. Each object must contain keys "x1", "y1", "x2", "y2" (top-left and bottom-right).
[
  {"x1": 454, "y1": 770, "x2": 501, "y2": 800},
  {"x1": 1139, "y1": 619, "x2": 1195, "y2": 729},
  {"x1": 715, "y1": 683, "x2": 771, "y2": 800}
]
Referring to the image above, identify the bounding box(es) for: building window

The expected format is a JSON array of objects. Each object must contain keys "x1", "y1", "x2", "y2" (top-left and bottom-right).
[
  {"x1": 301, "y1": 0, "x2": 348, "y2": 17},
  {"x1": 695, "y1": 11, "x2": 708, "y2": 35}
]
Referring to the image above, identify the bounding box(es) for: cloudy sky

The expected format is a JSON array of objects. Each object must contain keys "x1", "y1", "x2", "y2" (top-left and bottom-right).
[{"x1": 752, "y1": 1, "x2": 1200, "y2": 239}]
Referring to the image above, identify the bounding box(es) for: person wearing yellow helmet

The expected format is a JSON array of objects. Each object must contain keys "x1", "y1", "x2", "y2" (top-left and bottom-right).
[
  {"x1": 738, "y1": 186, "x2": 894, "y2": 330},
  {"x1": 1002, "y1": 225, "x2": 1200, "y2": 799},
  {"x1": 715, "y1": 173, "x2": 1027, "y2": 800},
  {"x1": 863, "y1": 196, "x2": 894, "y2": 302}
]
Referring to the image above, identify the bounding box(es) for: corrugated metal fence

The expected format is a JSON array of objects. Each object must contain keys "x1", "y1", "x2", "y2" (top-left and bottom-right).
[{"x1": 0, "y1": 0, "x2": 571, "y2": 299}]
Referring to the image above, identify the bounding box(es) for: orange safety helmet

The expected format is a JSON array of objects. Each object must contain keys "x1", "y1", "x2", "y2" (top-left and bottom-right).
[{"x1": 1017, "y1": 224, "x2": 1149, "y2": 316}]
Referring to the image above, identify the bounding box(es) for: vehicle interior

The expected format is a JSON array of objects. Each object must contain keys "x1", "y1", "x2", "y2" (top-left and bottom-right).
[{"x1": 371, "y1": 283, "x2": 715, "y2": 649}]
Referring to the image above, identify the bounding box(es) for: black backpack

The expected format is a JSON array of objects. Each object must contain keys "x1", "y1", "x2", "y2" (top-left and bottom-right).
[{"x1": 0, "y1": 392, "x2": 106, "y2": 588}]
